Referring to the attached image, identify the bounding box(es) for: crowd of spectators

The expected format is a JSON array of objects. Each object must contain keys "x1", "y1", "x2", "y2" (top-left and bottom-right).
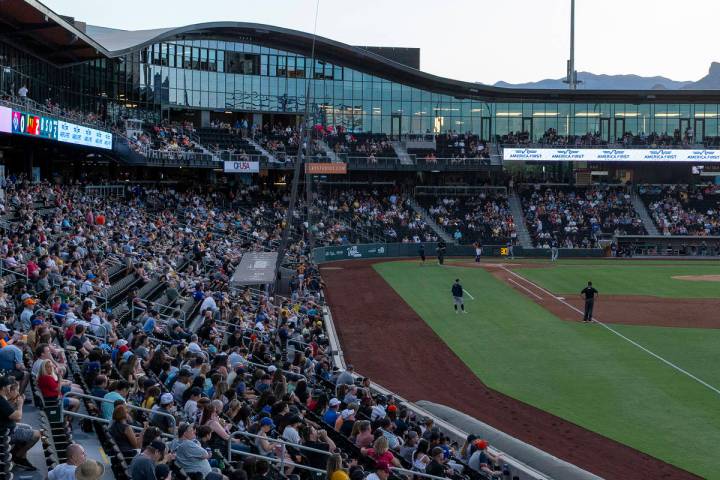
[
  {"x1": 314, "y1": 189, "x2": 438, "y2": 244},
  {"x1": 521, "y1": 185, "x2": 645, "y2": 248},
  {"x1": 500, "y1": 127, "x2": 703, "y2": 148},
  {"x1": 641, "y1": 184, "x2": 720, "y2": 236},
  {"x1": 0, "y1": 177, "x2": 507, "y2": 480},
  {"x1": 423, "y1": 195, "x2": 516, "y2": 245}
]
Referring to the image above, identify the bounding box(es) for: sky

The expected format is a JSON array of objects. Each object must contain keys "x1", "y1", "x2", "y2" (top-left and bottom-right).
[{"x1": 44, "y1": 0, "x2": 720, "y2": 85}]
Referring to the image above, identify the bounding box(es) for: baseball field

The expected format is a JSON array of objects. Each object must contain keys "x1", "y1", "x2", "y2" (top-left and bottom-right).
[{"x1": 322, "y1": 258, "x2": 720, "y2": 480}]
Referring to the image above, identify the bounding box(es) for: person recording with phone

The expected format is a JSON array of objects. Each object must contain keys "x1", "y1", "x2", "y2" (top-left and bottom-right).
[{"x1": 0, "y1": 375, "x2": 41, "y2": 470}]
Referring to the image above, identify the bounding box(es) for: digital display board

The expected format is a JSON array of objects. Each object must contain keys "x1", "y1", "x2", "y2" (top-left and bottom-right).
[
  {"x1": 11, "y1": 110, "x2": 57, "y2": 139},
  {"x1": 58, "y1": 121, "x2": 112, "y2": 150},
  {"x1": 0, "y1": 108, "x2": 112, "y2": 150},
  {"x1": 504, "y1": 148, "x2": 720, "y2": 162}
]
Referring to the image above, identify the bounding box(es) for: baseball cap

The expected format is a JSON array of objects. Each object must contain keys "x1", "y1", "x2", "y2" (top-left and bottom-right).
[
  {"x1": 159, "y1": 393, "x2": 174, "y2": 405},
  {"x1": 86, "y1": 273, "x2": 96, "y2": 280},
  {"x1": 260, "y1": 417, "x2": 275, "y2": 428},
  {"x1": 24, "y1": 298, "x2": 37, "y2": 306},
  {"x1": 329, "y1": 398, "x2": 341, "y2": 407},
  {"x1": 0, "y1": 375, "x2": 16, "y2": 389},
  {"x1": 20, "y1": 293, "x2": 31, "y2": 301},
  {"x1": 341, "y1": 409, "x2": 355, "y2": 419},
  {"x1": 116, "y1": 339, "x2": 128, "y2": 347},
  {"x1": 473, "y1": 439, "x2": 489, "y2": 450},
  {"x1": 31, "y1": 318, "x2": 44, "y2": 327},
  {"x1": 149, "y1": 440, "x2": 166, "y2": 454},
  {"x1": 267, "y1": 365, "x2": 277, "y2": 373},
  {"x1": 387, "y1": 405, "x2": 398, "y2": 413},
  {"x1": 0, "y1": 324, "x2": 9, "y2": 333}
]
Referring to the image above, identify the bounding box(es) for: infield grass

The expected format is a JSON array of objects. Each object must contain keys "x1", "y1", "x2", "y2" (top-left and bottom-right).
[
  {"x1": 513, "y1": 260, "x2": 720, "y2": 298},
  {"x1": 375, "y1": 260, "x2": 720, "y2": 478}
]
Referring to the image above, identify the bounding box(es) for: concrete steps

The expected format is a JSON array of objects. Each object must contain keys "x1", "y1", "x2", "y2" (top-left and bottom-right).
[
  {"x1": 631, "y1": 191, "x2": 659, "y2": 235},
  {"x1": 508, "y1": 192, "x2": 533, "y2": 248},
  {"x1": 407, "y1": 196, "x2": 455, "y2": 243}
]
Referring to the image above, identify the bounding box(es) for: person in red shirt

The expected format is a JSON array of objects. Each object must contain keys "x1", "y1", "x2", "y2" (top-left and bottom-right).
[{"x1": 37, "y1": 360, "x2": 80, "y2": 412}]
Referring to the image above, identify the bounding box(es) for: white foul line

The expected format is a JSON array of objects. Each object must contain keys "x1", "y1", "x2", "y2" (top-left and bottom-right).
[
  {"x1": 507, "y1": 278, "x2": 543, "y2": 300},
  {"x1": 463, "y1": 289, "x2": 475, "y2": 300},
  {"x1": 501, "y1": 266, "x2": 720, "y2": 398}
]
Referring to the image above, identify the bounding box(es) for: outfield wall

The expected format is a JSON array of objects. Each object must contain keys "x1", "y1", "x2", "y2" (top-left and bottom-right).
[{"x1": 312, "y1": 242, "x2": 603, "y2": 263}]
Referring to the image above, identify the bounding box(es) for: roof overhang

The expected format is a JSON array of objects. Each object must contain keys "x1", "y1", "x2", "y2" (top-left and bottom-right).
[{"x1": 0, "y1": 0, "x2": 109, "y2": 65}]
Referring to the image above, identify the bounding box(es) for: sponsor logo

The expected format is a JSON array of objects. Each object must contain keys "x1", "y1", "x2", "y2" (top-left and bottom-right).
[{"x1": 346, "y1": 246, "x2": 362, "y2": 258}]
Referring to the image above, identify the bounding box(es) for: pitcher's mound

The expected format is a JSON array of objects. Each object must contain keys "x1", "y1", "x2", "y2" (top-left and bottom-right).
[{"x1": 672, "y1": 275, "x2": 720, "y2": 282}]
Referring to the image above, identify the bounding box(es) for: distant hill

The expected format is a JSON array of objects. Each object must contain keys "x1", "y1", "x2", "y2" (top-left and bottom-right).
[{"x1": 492, "y1": 62, "x2": 720, "y2": 90}]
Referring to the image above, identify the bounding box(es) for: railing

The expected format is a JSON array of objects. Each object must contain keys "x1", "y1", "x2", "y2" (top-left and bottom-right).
[
  {"x1": 414, "y1": 185, "x2": 508, "y2": 196},
  {"x1": 228, "y1": 431, "x2": 326, "y2": 475},
  {"x1": 144, "y1": 149, "x2": 221, "y2": 167},
  {"x1": 84, "y1": 185, "x2": 126, "y2": 198},
  {"x1": 61, "y1": 391, "x2": 176, "y2": 428}
]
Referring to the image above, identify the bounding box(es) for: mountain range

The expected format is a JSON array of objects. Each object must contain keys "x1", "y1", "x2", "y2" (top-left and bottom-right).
[{"x1": 493, "y1": 62, "x2": 720, "y2": 90}]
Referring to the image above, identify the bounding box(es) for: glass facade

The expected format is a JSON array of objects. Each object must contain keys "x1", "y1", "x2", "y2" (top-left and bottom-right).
[{"x1": 2, "y1": 35, "x2": 720, "y2": 142}]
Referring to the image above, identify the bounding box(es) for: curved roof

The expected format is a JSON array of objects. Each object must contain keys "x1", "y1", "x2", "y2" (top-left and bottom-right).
[{"x1": 6, "y1": 1, "x2": 720, "y2": 102}]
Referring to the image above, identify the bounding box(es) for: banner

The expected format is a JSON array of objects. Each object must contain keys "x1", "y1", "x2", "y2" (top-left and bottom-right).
[
  {"x1": 0, "y1": 107, "x2": 10, "y2": 133},
  {"x1": 224, "y1": 160, "x2": 260, "y2": 173},
  {"x1": 504, "y1": 148, "x2": 720, "y2": 162},
  {"x1": 58, "y1": 121, "x2": 112, "y2": 150},
  {"x1": 305, "y1": 162, "x2": 348, "y2": 174},
  {"x1": 322, "y1": 244, "x2": 388, "y2": 260}
]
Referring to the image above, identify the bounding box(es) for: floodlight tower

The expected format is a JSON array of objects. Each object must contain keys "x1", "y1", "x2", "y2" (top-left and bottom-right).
[{"x1": 563, "y1": 0, "x2": 581, "y2": 89}]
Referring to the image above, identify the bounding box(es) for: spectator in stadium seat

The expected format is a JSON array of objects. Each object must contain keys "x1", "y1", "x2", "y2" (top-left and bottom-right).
[
  {"x1": 323, "y1": 397, "x2": 341, "y2": 425},
  {"x1": 352, "y1": 420, "x2": 374, "y2": 448},
  {"x1": 150, "y1": 392, "x2": 177, "y2": 435},
  {"x1": 109, "y1": 404, "x2": 143, "y2": 458},
  {"x1": 399, "y1": 430, "x2": 419, "y2": 464},
  {"x1": 102, "y1": 379, "x2": 130, "y2": 419},
  {"x1": 37, "y1": 359, "x2": 80, "y2": 412},
  {"x1": 365, "y1": 462, "x2": 391, "y2": 480},
  {"x1": 361, "y1": 436, "x2": 401, "y2": 468},
  {"x1": 129, "y1": 441, "x2": 169, "y2": 480},
  {"x1": 425, "y1": 446, "x2": 452, "y2": 477},
  {"x1": 335, "y1": 364, "x2": 354, "y2": 386},
  {"x1": 48, "y1": 443, "x2": 86, "y2": 480},
  {"x1": 301, "y1": 424, "x2": 337, "y2": 470},
  {"x1": 468, "y1": 439, "x2": 502, "y2": 476},
  {"x1": 172, "y1": 422, "x2": 225, "y2": 480},
  {"x1": 0, "y1": 375, "x2": 40, "y2": 471},
  {"x1": 378, "y1": 417, "x2": 400, "y2": 450},
  {"x1": 75, "y1": 459, "x2": 105, "y2": 480},
  {"x1": 326, "y1": 453, "x2": 349, "y2": 480}
]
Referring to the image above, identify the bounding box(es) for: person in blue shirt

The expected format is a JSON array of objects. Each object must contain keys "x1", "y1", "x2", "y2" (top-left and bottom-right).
[{"x1": 323, "y1": 398, "x2": 341, "y2": 425}]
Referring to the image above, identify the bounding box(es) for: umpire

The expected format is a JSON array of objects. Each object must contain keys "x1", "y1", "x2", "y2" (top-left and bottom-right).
[{"x1": 580, "y1": 281, "x2": 599, "y2": 322}]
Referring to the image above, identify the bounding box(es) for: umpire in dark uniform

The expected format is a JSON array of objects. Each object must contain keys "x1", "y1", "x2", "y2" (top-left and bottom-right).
[
  {"x1": 437, "y1": 239, "x2": 447, "y2": 265},
  {"x1": 580, "y1": 281, "x2": 599, "y2": 322}
]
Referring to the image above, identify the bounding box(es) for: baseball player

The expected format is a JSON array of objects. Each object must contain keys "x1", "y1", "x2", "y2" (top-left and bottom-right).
[{"x1": 451, "y1": 279, "x2": 466, "y2": 314}]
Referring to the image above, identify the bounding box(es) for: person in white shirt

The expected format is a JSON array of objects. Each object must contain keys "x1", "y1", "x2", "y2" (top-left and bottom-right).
[
  {"x1": 18, "y1": 85, "x2": 28, "y2": 98},
  {"x1": 200, "y1": 293, "x2": 218, "y2": 313},
  {"x1": 48, "y1": 443, "x2": 86, "y2": 480},
  {"x1": 282, "y1": 415, "x2": 303, "y2": 445}
]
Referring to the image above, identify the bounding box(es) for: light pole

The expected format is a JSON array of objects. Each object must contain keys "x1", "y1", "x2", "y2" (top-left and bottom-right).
[{"x1": 564, "y1": 0, "x2": 580, "y2": 90}]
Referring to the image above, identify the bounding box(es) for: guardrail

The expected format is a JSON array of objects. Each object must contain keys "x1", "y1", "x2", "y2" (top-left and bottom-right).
[
  {"x1": 61, "y1": 391, "x2": 176, "y2": 428},
  {"x1": 228, "y1": 430, "x2": 332, "y2": 471}
]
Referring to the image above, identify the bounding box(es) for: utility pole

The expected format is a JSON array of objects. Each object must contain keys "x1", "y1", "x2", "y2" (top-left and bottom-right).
[{"x1": 564, "y1": 0, "x2": 580, "y2": 89}]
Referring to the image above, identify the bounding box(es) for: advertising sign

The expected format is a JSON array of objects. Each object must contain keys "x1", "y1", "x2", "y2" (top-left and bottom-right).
[
  {"x1": 504, "y1": 148, "x2": 720, "y2": 162},
  {"x1": 305, "y1": 162, "x2": 348, "y2": 174},
  {"x1": 224, "y1": 160, "x2": 260, "y2": 173},
  {"x1": 58, "y1": 121, "x2": 112, "y2": 150},
  {"x1": 322, "y1": 244, "x2": 387, "y2": 260},
  {"x1": 11, "y1": 110, "x2": 57, "y2": 139},
  {"x1": 0, "y1": 107, "x2": 11, "y2": 134}
]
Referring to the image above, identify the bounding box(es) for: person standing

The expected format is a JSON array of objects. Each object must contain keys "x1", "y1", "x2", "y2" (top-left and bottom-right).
[
  {"x1": 551, "y1": 239, "x2": 559, "y2": 262},
  {"x1": 506, "y1": 239, "x2": 515, "y2": 260},
  {"x1": 437, "y1": 240, "x2": 446, "y2": 266},
  {"x1": 580, "y1": 281, "x2": 599, "y2": 323},
  {"x1": 418, "y1": 243, "x2": 426, "y2": 266},
  {"x1": 451, "y1": 279, "x2": 466, "y2": 314},
  {"x1": 474, "y1": 242, "x2": 482, "y2": 263}
]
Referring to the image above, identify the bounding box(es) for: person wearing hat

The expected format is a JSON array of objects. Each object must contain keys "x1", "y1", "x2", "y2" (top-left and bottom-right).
[
  {"x1": 75, "y1": 459, "x2": 105, "y2": 480},
  {"x1": 150, "y1": 392, "x2": 177, "y2": 435},
  {"x1": 255, "y1": 417, "x2": 277, "y2": 456},
  {"x1": 425, "y1": 446, "x2": 452, "y2": 477},
  {"x1": 323, "y1": 398, "x2": 342, "y2": 426},
  {"x1": 173, "y1": 423, "x2": 225, "y2": 480},
  {"x1": 154, "y1": 463, "x2": 171, "y2": 480},
  {"x1": 0, "y1": 338, "x2": 29, "y2": 394},
  {"x1": 79, "y1": 274, "x2": 96, "y2": 296},
  {"x1": 48, "y1": 443, "x2": 86, "y2": 480},
  {"x1": 129, "y1": 441, "x2": 169, "y2": 480},
  {"x1": 19, "y1": 297, "x2": 36, "y2": 330},
  {"x1": 0, "y1": 323, "x2": 12, "y2": 347},
  {"x1": 399, "y1": 430, "x2": 419, "y2": 464},
  {"x1": 0, "y1": 375, "x2": 40, "y2": 470},
  {"x1": 468, "y1": 439, "x2": 502, "y2": 476},
  {"x1": 365, "y1": 461, "x2": 391, "y2": 480}
]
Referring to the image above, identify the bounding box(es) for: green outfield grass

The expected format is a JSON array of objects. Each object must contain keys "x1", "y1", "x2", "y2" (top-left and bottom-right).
[
  {"x1": 374, "y1": 260, "x2": 720, "y2": 478},
  {"x1": 513, "y1": 260, "x2": 720, "y2": 298}
]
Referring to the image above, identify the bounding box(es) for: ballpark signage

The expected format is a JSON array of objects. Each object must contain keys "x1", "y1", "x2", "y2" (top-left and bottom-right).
[
  {"x1": 504, "y1": 148, "x2": 720, "y2": 162},
  {"x1": 224, "y1": 160, "x2": 260, "y2": 173},
  {"x1": 0, "y1": 106, "x2": 11, "y2": 133},
  {"x1": 58, "y1": 121, "x2": 112, "y2": 150},
  {"x1": 322, "y1": 244, "x2": 387, "y2": 260},
  {"x1": 305, "y1": 162, "x2": 348, "y2": 174},
  {"x1": 5, "y1": 108, "x2": 112, "y2": 150}
]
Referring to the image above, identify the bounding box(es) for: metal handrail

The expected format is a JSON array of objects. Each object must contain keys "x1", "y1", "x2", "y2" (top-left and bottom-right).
[
  {"x1": 61, "y1": 391, "x2": 176, "y2": 426},
  {"x1": 228, "y1": 430, "x2": 333, "y2": 463},
  {"x1": 61, "y1": 410, "x2": 174, "y2": 440},
  {"x1": 225, "y1": 447, "x2": 325, "y2": 475},
  {"x1": 242, "y1": 359, "x2": 307, "y2": 381},
  {"x1": 390, "y1": 467, "x2": 450, "y2": 480}
]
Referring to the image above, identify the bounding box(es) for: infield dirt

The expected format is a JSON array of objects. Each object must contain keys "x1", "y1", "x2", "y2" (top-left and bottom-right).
[{"x1": 321, "y1": 259, "x2": 700, "y2": 480}]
